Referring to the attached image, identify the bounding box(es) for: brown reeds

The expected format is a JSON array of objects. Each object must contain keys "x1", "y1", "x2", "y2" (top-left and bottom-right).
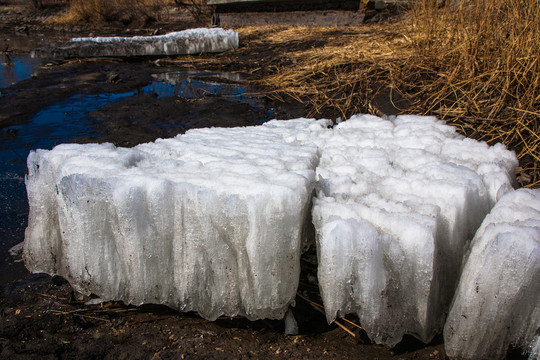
[
  {"x1": 58, "y1": 0, "x2": 170, "y2": 25},
  {"x1": 400, "y1": 0, "x2": 540, "y2": 188},
  {"x1": 259, "y1": 25, "x2": 406, "y2": 119},
  {"x1": 256, "y1": 1, "x2": 539, "y2": 188}
]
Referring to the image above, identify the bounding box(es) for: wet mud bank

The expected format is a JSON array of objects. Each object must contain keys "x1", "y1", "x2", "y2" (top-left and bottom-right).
[{"x1": 1, "y1": 273, "x2": 448, "y2": 360}]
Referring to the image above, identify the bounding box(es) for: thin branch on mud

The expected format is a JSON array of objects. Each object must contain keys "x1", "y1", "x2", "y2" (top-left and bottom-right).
[{"x1": 296, "y1": 292, "x2": 363, "y2": 343}]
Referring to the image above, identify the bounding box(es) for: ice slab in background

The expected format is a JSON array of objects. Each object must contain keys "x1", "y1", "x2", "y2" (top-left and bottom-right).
[
  {"x1": 32, "y1": 28, "x2": 239, "y2": 58},
  {"x1": 23, "y1": 119, "x2": 330, "y2": 321},
  {"x1": 444, "y1": 188, "x2": 540, "y2": 360},
  {"x1": 312, "y1": 114, "x2": 518, "y2": 346}
]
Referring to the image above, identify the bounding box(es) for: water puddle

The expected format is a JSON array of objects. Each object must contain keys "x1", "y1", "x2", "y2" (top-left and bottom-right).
[
  {"x1": 4, "y1": 91, "x2": 136, "y2": 149},
  {"x1": 0, "y1": 53, "x2": 45, "y2": 89},
  {"x1": 144, "y1": 71, "x2": 276, "y2": 120},
  {"x1": 0, "y1": 91, "x2": 141, "y2": 283},
  {"x1": 145, "y1": 72, "x2": 246, "y2": 99},
  {"x1": 0, "y1": 34, "x2": 51, "y2": 89}
]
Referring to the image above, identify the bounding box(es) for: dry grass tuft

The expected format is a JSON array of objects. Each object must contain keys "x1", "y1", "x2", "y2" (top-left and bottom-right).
[
  {"x1": 57, "y1": 0, "x2": 171, "y2": 25},
  {"x1": 180, "y1": 0, "x2": 213, "y2": 22},
  {"x1": 400, "y1": 0, "x2": 540, "y2": 188},
  {"x1": 254, "y1": 1, "x2": 539, "y2": 188},
  {"x1": 258, "y1": 25, "x2": 407, "y2": 119}
]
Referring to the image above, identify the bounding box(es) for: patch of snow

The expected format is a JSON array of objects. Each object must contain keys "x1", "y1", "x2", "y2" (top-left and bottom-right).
[
  {"x1": 529, "y1": 335, "x2": 540, "y2": 360},
  {"x1": 9, "y1": 242, "x2": 24, "y2": 262}
]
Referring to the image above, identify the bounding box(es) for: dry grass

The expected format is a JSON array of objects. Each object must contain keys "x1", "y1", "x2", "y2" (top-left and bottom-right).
[
  {"x1": 249, "y1": 1, "x2": 539, "y2": 188},
  {"x1": 401, "y1": 0, "x2": 540, "y2": 188},
  {"x1": 58, "y1": 0, "x2": 171, "y2": 25},
  {"x1": 258, "y1": 25, "x2": 406, "y2": 119},
  {"x1": 180, "y1": 0, "x2": 213, "y2": 23}
]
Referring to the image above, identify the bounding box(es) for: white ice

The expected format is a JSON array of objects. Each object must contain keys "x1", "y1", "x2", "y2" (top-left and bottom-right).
[
  {"x1": 34, "y1": 28, "x2": 239, "y2": 58},
  {"x1": 530, "y1": 335, "x2": 540, "y2": 360},
  {"x1": 24, "y1": 113, "x2": 527, "y2": 345},
  {"x1": 444, "y1": 188, "x2": 540, "y2": 360},
  {"x1": 71, "y1": 28, "x2": 239, "y2": 54},
  {"x1": 312, "y1": 114, "x2": 518, "y2": 346},
  {"x1": 23, "y1": 119, "x2": 329, "y2": 321}
]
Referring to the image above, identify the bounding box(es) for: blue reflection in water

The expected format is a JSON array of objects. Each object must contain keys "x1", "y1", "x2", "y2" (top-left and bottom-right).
[
  {"x1": 143, "y1": 79, "x2": 246, "y2": 99},
  {"x1": 0, "y1": 53, "x2": 44, "y2": 89},
  {"x1": 143, "y1": 72, "x2": 276, "y2": 122},
  {"x1": 3, "y1": 92, "x2": 135, "y2": 151},
  {"x1": 0, "y1": 91, "x2": 134, "y2": 282}
]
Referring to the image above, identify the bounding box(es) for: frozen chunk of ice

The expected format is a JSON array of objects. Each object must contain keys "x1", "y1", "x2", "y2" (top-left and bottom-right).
[
  {"x1": 444, "y1": 188, "x2": 540, "y2": 360},
  {"x1": 312, "y1": 114, "x2": 518, "y2": 346},
  {"x1": 33, "y1": 28, "x2": 239, "y2": 58},
  {"x1": 530, "y1": 335, "x2": 540, "y2": 360},
  {"x1": 284, "y1": 309, "x2": 299, "y2": 335},
  {"x1": 24, "y1": 119, "x2": 328, "y2": 321}
]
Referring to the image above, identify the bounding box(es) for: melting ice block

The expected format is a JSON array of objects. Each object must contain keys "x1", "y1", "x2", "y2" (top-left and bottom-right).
[
  {"x1": 312, "y1": 114, "x2": 518, "y2": 346},
  {"x1": 32, "y1": 28, "x2": 239, "y2": 58},
  {"x1": 24, "y1": 119, "x2": 330, "y2": 320},
  {"x1": 444, "y1": 188, "x2": 540, "y2": 360}
]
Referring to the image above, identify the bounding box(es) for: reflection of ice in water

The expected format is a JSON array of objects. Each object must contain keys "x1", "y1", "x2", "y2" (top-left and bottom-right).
[
  {"x1": 146, "y1": 71, "x2": 250, "y2": 100},
  {"x1": 145, "y1": 71, "x2": 273, "y2": 116},
  {"x1": 154, "y1": 71, "x2": 243, "y2": 83},
  {"x1": 0, "y1": 53, "x2": 44, "y2": 89}
]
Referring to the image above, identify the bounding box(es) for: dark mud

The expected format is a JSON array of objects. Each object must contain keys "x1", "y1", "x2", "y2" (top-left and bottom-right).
[{"x1": 1, "y1": 273, "x2": 449, "y2": 360}]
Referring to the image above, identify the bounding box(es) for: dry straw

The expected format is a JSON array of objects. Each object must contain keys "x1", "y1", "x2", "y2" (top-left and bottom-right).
[
  {"x1": 59, "y1": 0, "x2": 170, "y2": 24},
  {"x1": 402, "y1": 0, "x2": 539, "y2": 188},
  {"x1": 256, "y1": 1, "x2": 539, "y2": 188}
]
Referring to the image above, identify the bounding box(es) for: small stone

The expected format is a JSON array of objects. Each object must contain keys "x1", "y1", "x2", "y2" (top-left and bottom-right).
[{"x1": 107, "y1": 72, "x2": 122, "y2": 84}]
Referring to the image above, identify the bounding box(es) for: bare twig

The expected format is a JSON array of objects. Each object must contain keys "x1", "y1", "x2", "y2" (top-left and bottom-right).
[{"x1": 296, "y1": 292, "x2": 363, "y2": 343}]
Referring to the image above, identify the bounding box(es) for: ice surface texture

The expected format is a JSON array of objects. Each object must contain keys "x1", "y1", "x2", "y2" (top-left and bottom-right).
[
  {"x1": 24, "y1": 119, "x2": 330, "y2": 321},
  {"x1": 25, "y1": 114, "x2": 523, "y2": 339},
  {"x1": 312, "y1": 114, "x2": 518, "y2": 346},
  {"x1": 444, "y1": 188, "x2": 540, "y2": 360},
  {"x1": 33, "y1": 28, "x2": 239, "y2": 58}
]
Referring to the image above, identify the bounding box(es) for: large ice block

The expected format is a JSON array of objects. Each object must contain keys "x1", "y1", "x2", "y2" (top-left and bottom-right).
[
  {"x1": 32, "y1": 28, "x2": 239, "y2": 58},
  {"x1": 444, "y1": 188, "x2": 540, "y2": 360},
  {"x1": 312, "y1": 114, "x2": 518, "y2": 346},
  {"x1": 23, "y1": 119, "x2": 329, "y2": 321}
]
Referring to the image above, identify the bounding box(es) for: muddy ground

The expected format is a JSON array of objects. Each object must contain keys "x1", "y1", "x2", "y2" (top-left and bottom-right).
[{"x1": 0, "y1": 3, "x2": 529, "y2": 359}]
